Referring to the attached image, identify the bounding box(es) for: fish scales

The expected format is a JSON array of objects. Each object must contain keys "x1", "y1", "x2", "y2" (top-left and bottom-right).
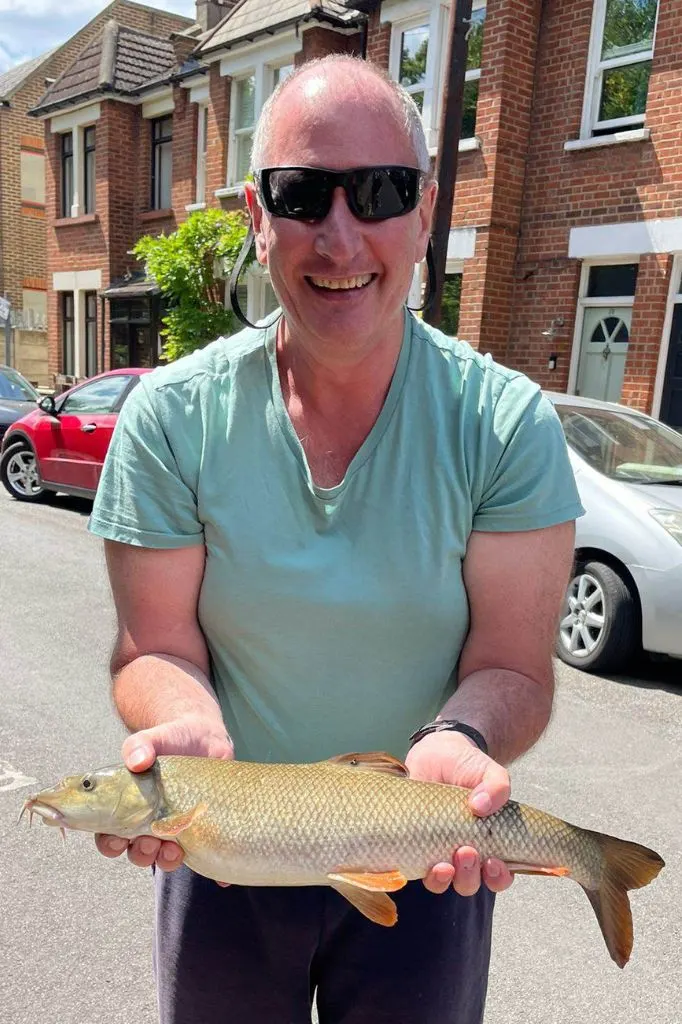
[{"x1": 152, "y1": 757, "x2": 602, "y2": 887}]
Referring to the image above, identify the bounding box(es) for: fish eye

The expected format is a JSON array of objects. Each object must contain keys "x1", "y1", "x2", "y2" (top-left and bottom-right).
[{"x1": 81, "y1": 776, "x2": 96, "y2": 791}]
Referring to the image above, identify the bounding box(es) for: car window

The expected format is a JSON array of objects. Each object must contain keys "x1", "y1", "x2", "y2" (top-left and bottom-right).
[
  {"x1": 0, "y1": 367, "x2": 38, "y2": 401},
  {"x1": 60, "y1": 375, "x2": 133, "y2": 415},
  {"x1": 556, "y1": 404, "x2": 682, "y2": 483}
]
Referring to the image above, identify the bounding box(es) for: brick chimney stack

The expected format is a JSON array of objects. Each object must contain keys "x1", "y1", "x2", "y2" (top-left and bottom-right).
[{"x1": 196, "y1": 1, "x2": 236, "y2": 31}]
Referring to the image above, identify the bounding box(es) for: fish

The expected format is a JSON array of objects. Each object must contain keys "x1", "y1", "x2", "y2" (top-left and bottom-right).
[{"x1": 20, "y1": 752, "x2": 664, "y2": 967}]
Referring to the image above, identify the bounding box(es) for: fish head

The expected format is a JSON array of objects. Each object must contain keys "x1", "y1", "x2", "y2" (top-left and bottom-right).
[{"x1": 20, "y1": 765, "x2": 162, "y2": 838}]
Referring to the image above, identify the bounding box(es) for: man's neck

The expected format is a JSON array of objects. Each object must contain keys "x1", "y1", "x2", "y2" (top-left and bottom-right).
[{"x1": 277, "y1": 314, "x2": 405, "y2": 416}]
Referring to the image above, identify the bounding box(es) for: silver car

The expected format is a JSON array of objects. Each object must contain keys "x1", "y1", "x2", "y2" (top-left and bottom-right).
[{"x1": 546, "y1": 392, "x2": 682, "y2": 674}]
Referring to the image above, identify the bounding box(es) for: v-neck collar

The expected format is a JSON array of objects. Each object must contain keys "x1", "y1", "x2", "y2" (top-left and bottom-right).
[{"x1": 265, "y1": 311, "x2": 413, "y2": 502}]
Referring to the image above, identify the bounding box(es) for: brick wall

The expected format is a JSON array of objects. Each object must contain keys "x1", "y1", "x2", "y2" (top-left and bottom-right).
[
  {"x1": 1, "y1": 0, "x2": 192, "y2": 356},
  {"x1": 206, "y1": 64, "x2": 231, "y2": 207},
  {"x1": 297, "y1": 27, "x2": 363, "y2": 64},
  {"x1": 507, "y1": 0, "x2": 682, "y2": 410}
]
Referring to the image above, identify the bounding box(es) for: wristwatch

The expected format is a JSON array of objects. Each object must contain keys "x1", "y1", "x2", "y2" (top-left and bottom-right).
[{"x1": 408, "y1": 719, "x2": 489, "y2": 756}]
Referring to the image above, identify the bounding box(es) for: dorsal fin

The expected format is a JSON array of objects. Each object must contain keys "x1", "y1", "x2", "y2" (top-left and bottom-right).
[{"x1": 327, "y1": 752, "x2": 409, "y2": 778}]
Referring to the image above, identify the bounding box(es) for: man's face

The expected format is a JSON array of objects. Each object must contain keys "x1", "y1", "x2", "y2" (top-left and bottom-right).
[{"x1": 245, "y1": 74, "x2": 436, "y2": 361}]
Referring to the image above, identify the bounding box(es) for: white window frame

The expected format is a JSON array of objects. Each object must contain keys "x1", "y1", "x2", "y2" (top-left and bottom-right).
[
  {"x1": 222, "y1": 37, "x2": 300, "y2": 190},
  {"x1": 567, "y1": 257, "x2": 639, "y2": 394},
  {"x1": 386, "y1": 0, "x2": 486, "y2": 152},
  {"x1": 579, "y1": 0, "x2": 660, "y2": 140},
  {"x1": 195, "y1": 103, "x2": 209, "y2": 206}
]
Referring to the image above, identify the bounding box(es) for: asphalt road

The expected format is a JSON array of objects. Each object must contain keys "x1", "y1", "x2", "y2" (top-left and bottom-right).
[{"x1": 1, "y1": 487, "x2": 680, "y2": 1024}]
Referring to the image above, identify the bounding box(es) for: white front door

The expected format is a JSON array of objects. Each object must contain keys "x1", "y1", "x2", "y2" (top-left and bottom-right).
[{"x1": 576, "y1": 305, "x2": 631, "y2": 402}]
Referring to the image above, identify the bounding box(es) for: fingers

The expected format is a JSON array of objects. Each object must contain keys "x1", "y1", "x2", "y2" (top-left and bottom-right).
[
  {"x1": 94, "y1": 833, "x2": 184, "y2": 871},
  {"x1": 468, "y1": 759, "x2": 511, "y2": 817},
  {"x1": 423, "y1": 862, "x2": 455, "y2": 894},
  {"x1": 121, "y1": 731, "x2": 158, "y2": 773},
  {"x1": 422, "y1": 850, "x2": 515, "y2": 897}
]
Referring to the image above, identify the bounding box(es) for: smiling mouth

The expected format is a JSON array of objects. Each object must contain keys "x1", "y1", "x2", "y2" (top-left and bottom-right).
[{"x1": 307, "y1": 274, "x2": 375, "y2": 292}]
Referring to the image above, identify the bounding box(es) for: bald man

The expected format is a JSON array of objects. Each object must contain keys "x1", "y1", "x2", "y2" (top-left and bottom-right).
[{"x1": 89, "y1": 56, "x2": 581, "y2": 1024}]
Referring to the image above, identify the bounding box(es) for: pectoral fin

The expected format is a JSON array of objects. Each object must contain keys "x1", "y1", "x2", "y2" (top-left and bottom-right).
[
  {"x1": 150, "y1": 803, "x2": 207, "y2": 839},
  {"x1": 327, "y1": 869, "x2": 408, "y2": 892},
  {"x1": 328, "y1": 752, "x2": 409, "y2": 778},
  {"x1": 331, "y1": 881, "x2": 398, "y2": 927}
]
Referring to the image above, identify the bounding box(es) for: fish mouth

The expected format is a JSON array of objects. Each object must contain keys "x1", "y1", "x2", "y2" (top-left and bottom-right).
[{"x1": 19, "y1": 796, "x2": 68, "y2": 830}]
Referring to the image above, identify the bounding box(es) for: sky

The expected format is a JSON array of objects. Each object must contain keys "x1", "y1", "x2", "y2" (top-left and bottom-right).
[{"x1": 0, "y1": 0, "x2": 196, "y2": 75}]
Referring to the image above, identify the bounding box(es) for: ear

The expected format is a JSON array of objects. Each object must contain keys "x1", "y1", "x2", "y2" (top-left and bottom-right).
[
  {"x1": 244, "y1": 182, "x2": 268, "y2": 267},
  {"x1": 415, "y1": 180, "x2": 438, "y2": 264}
]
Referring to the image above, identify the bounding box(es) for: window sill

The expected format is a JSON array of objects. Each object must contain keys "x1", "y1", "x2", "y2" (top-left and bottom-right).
[
  {"x1": 139, "y1": 208, "x2": 175, "y2": 222},
  {"x1": 54, "y1": 213, "x2": 99, "y2": 227},
  {"x1": 215, "y1": 185, "x2": 244, "y2": 199},
  {"x1": 563, "y1": 128, "x2": 650, "y2": 152},
  {"x1": 428, "y1": 136, "x2": 481, "y2": 159},
  {"x1": 185, "y1": 202, "x2": 207, "y2": 212}
]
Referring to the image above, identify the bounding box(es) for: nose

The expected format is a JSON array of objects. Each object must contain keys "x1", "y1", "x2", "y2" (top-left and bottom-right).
[{"x1": 313, "y1": 187, "x2": 363, "y2": 264}]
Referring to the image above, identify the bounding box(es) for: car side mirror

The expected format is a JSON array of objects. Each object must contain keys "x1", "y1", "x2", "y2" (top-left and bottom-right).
[{"x1": 39, "y1": 395, "x2": 57, "y2": 415}]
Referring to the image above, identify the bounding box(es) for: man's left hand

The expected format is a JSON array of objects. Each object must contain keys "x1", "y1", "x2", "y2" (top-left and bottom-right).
[{"x1": 404, "y1": 731, "x2": 515, "y2": 897}]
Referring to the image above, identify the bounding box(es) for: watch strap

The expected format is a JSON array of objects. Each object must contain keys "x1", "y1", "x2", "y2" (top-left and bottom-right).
[{"x1": 408, "y1": 719, "x2": 489, "y2": 756}]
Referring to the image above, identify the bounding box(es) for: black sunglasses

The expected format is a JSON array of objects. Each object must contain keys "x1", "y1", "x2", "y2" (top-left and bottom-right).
[{"x1": 256, "y1": 165, "x2": 426, "y2": 222}]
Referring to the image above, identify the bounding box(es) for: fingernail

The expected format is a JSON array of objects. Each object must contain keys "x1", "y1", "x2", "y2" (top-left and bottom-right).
[
  {"x1": 460, "y1": 851, "x2": 477, "y2": 870},
  {"x1": 163, "y1": 845, "x2": 182, "y2": 862},
  {"x1": 471, "y1": 792, "x2": 492, "y2": 815},
  {"x1": 128, "y1": 746, "x2": 148, "y2": 770},
  {"x1": 140, "y1": 837, "x2": 157, "y2": 855},
  {"x1": 108, "y1": 838, "x2": 128, "y2": 853},
  {"x1": 486, "y1": 859, "x2": 500, "y2": 878}
]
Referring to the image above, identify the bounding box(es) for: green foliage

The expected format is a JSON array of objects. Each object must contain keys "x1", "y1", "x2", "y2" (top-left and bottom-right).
[
  {"x1": 601, "y1": 0, "x2": 657, "y2": 60},
  {"x1": 133, "y1": 208, "x2": 249, "y2": 362},
  {"x1": 441, "y1": 274, "x2": 462, "y2": 338}
]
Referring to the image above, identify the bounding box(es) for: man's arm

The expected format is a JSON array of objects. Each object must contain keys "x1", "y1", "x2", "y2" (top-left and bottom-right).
[
  {"x1": 95, "y1": 540, "x2": 233, "y2": 870},
  {"x1": 406, "y1": 520, "x2": 575, "y2": 895}
]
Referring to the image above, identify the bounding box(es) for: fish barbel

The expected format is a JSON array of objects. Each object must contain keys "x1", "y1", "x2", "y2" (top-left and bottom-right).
[{"x1": 20, "y1": 752, "x2": 664, "y2": 967}]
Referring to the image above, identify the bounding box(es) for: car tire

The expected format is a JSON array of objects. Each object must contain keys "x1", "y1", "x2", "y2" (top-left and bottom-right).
[
  {"x1": 556, "y1": 560, "x2": 640, "y2": 674},
  {"x1": 0, "y1": 441, "x2": 51, "y2": 503}
]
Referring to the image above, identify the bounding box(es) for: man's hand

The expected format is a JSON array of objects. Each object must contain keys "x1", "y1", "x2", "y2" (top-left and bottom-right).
[
  {"x1": 405, "y1": 731, "x2": 514, "y2": 897},
  {"x1": 95, "y1": 714, "x2": 234, "y2": 871}
]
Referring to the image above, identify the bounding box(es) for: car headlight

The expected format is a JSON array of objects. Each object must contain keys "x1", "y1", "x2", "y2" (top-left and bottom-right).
[{"x1": 649, "y1": 509, "x2": 682, "y2": 545}]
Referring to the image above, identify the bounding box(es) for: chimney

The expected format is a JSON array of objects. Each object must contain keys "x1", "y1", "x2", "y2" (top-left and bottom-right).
[
  {"x1": 196, "y1": 1, "x2": 237, "y2": 32},
  {"x1": 171, "y1": 32, "x2": 199, "y2": 66}
]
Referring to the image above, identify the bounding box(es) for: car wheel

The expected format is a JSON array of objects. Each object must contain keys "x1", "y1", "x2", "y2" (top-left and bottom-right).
[
  {"x1": 557, "y1": 560, "x2": 640, "y2": 674},
  {"x1": 0, "y1": 441, "x2": 51, "y2": 502}
]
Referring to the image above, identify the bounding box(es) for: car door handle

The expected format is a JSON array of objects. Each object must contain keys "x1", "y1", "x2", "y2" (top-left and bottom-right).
[{"x1": 81, "y1": 423, "x2": 97, "y2": 433}]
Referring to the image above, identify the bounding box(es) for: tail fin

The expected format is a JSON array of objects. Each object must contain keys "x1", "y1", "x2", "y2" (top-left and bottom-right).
[{"x1": 581, "y1": 833, "x2": 664, "y2": 968}]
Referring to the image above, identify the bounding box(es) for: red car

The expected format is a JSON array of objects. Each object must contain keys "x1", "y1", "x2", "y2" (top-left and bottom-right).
[{"x1": 0, "y1": 368, "x2": 151, "y2": 502}]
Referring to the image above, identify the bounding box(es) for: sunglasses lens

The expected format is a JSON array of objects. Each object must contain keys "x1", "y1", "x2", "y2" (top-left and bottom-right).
[
  {"x1": 265, "y1": 169, "x2": 331, "y2": 220},
  {"x1": 351, "y1": 168, "x2": 421, "y2": 220}
]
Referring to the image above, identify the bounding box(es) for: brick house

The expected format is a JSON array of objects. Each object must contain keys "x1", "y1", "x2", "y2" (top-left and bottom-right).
[
  {"x1": 29, "y1": 0, "x2": 682, "y2": 427},
  {"x1": 0, "y1": 0, "x2": 193, "y2": 385}
]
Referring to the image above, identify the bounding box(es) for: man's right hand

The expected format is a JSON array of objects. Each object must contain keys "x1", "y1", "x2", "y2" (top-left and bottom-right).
[{"x1": 95, "y1": 714, "x2": 234, "y2": 871}]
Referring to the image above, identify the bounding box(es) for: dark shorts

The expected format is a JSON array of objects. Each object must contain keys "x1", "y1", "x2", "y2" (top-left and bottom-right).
[{"x1": 153, "y1": 867, "x2": 495, "y2": 1024}]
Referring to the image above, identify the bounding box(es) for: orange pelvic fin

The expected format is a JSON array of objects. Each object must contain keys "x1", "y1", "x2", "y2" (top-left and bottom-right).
[
  {"x1": 327, "y1": 869, "x2": 408, "y2": 892},
  {"x1": 328, "y1": 752, "x2": 409, "y2": 778},
  {"x1": 506, "y1": 862, "x2": 572, "y2": 877},
  {"x1": 331, "y1": 881, "x2": 398, "y2": 927},
  {"x1": 150, "y1": 802, "x2": 207, "y2": 839}
]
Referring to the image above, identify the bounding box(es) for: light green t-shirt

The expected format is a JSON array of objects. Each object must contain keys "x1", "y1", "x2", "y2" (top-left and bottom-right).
[{"x1": 89, "y1": 312, "x2": 583, "y2": 763}]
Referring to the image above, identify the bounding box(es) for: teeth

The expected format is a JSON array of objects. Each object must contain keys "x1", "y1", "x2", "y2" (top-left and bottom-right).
[{"x1": 310, "y1": 275, "x2": 373, "y2": 290}]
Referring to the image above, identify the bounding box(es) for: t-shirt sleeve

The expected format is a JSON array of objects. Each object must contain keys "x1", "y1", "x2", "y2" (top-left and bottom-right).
[
  {"x1": 472, "y1": 377, "x2": 585, "y2": 532},
  {"x1": 88, "y1": 377, "x2": 204, "y2": 548}
]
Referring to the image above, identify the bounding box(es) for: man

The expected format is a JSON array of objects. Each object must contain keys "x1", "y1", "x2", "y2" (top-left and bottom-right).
[{"x1": 90, "y1": 56, "x2": 581, "y2": 1023}]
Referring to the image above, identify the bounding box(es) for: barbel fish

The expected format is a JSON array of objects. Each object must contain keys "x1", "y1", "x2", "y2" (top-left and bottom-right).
[{"x1": 20, "y1": 752, "x2": 664, "y2": 967}]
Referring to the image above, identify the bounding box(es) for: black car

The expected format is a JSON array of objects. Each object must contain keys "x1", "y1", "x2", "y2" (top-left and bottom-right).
[{"x1": 0, "y1": 365, "x2": 40, "y2": 446}]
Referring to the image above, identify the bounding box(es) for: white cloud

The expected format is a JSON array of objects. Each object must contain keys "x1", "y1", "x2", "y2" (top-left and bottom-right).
[{"x1": 0, "y1": 1, "x2": 196, "y2": 73}]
